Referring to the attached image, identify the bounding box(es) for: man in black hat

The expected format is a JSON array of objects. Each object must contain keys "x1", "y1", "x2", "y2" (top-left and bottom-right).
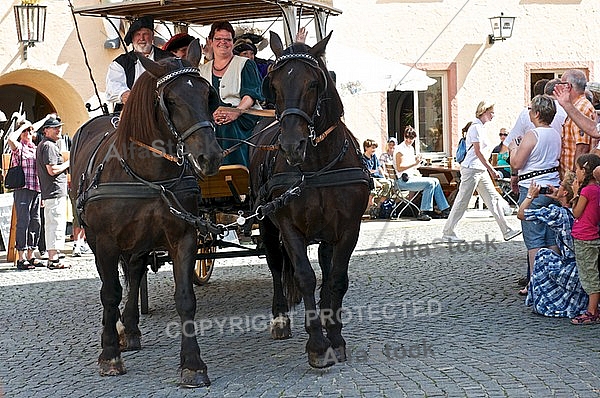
[
  {"x1": 36, "y1": 116, "x2": 70, "y2": 269},
  {"x1": 105, "y1": 16, "x2": 172, "y2": 111}
]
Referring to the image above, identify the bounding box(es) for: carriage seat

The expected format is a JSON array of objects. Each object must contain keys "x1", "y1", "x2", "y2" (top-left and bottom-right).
[{"x1": 198, "y1": 165, "x2": 250, "y2": 203}]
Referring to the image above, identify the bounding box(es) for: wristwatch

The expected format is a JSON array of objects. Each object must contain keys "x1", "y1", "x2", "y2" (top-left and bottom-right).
[{"x1": 526, "y1": 195, "x2": 533, "y2": 199}]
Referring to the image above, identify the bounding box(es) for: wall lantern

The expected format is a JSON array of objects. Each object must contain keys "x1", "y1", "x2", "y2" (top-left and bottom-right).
[
  {"x1": 488, "y1": 12, "x2": 515, "y2": 45},
  {"x1": 14, "y1": 0, "x2": 47, "y2": 60}
]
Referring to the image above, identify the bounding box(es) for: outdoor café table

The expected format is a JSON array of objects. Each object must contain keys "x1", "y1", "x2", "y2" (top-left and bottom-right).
[{"x1": 417, "y1": 164, "x2": 461, "y2": 204}]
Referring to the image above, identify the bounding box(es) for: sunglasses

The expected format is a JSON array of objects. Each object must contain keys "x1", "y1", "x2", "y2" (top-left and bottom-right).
[{"x1": 499, "y1": 133, "x2": 508, "y2": 137}]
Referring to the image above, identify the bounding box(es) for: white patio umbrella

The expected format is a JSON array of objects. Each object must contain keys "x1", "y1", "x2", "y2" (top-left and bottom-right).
[{"x1": 326, "y1": 45, "x2": 436, "y2": 95}]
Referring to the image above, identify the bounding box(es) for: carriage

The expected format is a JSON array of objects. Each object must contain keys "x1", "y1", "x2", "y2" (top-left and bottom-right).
[
  {"x1": 71, "y1": 0, "x2": 370, "y2": 388},
  {"x1": 74, "y1": 0, "x2": 342, "y2": 286}
]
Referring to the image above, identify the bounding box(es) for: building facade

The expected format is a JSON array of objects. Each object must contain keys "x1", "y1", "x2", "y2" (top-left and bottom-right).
[{"x1": 0, "y1": 0, "x2": 599, "y2": 158}]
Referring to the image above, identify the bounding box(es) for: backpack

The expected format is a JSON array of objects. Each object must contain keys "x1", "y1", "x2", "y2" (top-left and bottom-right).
[
  {"x1": 455, "y1": 135, "x2": 472, "y2": 164},
  {"x1": 379, "y1": 199, "x2": 395, "y2": 219}
]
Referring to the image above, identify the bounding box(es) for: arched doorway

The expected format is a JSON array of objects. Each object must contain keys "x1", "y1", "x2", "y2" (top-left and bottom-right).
[
  {"x1": 0, "y1": 84, "x2": 55, "y2": 128},
  {"x1": 0, "y1": 69, "x2": 89, "y2": 137}
]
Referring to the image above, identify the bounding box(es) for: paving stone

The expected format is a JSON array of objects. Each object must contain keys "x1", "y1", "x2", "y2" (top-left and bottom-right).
[{"x1": 0, "y1": 212, "x2": 599, "y2": 396}]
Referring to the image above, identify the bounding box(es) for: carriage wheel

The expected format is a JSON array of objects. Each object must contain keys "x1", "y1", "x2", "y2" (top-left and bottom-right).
[{"x1": 193, "y1": 246, "x2": 216, "y2": 286}]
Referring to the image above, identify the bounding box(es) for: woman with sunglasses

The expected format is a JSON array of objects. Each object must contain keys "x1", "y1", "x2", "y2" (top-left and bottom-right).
[
  {"x1": 7, "y1": 121, "x2": 42, "y2": 270},
  {"x1": 491, "y1": 128, "x2": 511, "y2": 178}
]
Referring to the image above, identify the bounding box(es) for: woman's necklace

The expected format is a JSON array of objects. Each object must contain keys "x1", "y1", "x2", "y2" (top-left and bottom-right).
[{"x1": 213, "y1": 56, "x2": 233, "y2": 72}]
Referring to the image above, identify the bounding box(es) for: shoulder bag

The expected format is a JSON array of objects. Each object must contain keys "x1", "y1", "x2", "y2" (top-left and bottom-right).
[{"x1": 4, "y1": 150, "x2": 26, "y2": 190}]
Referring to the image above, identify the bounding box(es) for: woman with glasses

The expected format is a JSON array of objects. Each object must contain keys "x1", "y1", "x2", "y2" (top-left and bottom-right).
[
  {"x1": 7, "y1": 121, "x2": 42, "y2": 270},
  {"x1": 198, "y1": 21, "x2": 263, "y2": 167}
]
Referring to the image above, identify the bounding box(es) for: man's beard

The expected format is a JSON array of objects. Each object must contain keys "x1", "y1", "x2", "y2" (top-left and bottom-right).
[{"x1": 133, "y1": 42, "x2": 153, "y2": 55}]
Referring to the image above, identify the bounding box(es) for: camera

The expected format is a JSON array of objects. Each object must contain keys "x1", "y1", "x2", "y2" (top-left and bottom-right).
[
  {"x1": 539, "y1": 187, "x2": 550, "y2": 194},
  {"x1": 401, "y1": 173, "x2": 409, "y2": 182}
]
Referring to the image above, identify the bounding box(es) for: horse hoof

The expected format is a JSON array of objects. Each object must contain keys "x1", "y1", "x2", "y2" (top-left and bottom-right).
[
  {"x1": 99, "y1": 358, "x2": 126, "y2": 376},
  {"x1": 179, "y1": 368, "x2": 211, "y2": 388},
  {"x1": 270, "y1": 315, "x2": 292, "y2": 340},
  {"x1": 119, "y1": 334, "x2": 141, "y2": 352},
  {"x1": 308, "y1": 347, "x2": 338, "y2": 369}
]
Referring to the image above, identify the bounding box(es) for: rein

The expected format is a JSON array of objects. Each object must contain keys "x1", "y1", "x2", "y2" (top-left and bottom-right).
[{"x1": 130, "y1": 138, "x2": 179, "y2": 163}]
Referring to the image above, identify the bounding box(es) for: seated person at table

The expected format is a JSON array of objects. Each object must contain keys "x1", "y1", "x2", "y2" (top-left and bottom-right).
[
  {"x1": 362, "y1": 139, "x2": 392, "y2": 208},
  {"x1": 395, "y1": 126, "x2": 451, "y2": 220},
  {"x1": 491, "y1": 127, "x2": 511, "y2": 178}
]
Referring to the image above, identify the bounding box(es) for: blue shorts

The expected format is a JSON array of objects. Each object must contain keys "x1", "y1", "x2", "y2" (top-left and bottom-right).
[{"x1": 518, "y1": 186, "x2": 559, "y2": 250}]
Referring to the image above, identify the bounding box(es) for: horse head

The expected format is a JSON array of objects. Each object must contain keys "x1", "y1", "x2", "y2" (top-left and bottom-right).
[
  {"x1": 264, "y1": 31, "x2": 336, "y2": 166},
  {"x1": 128, "y1": 55, "x2": 223, "y2": 176}
]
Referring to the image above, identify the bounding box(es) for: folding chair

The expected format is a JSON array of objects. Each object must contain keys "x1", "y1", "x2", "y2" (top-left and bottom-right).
[
  {"x1": 383, "y1": 164, "x2": 422, "y2": 219},
  {"x1": 496, "y1": 178, "x2": 519, "y2": 207}
]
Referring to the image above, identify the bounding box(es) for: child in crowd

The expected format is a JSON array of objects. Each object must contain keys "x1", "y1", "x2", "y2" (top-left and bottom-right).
[{"x1": 570, "y1": 154, "x2": 600, "y2": 325}]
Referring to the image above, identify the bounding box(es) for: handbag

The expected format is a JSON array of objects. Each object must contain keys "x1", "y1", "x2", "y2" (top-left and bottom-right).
[{"x1": 4, "y1": 151, "x2": 25, "y2": 190}]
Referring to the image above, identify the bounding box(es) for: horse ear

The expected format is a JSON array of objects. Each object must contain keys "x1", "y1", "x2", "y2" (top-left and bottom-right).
[
  {"x1": 135, "y1": 52, "x2": 167, "y2": 79},
  {"x1": 309, "y1": 31, "x2": 332, "y2": 59},
  {"x1": 269, "y1": 31, "x2": 284, "y2": 58},
  {"x1": 186, "y1": 38, "x2": 202, "y2": 67}
]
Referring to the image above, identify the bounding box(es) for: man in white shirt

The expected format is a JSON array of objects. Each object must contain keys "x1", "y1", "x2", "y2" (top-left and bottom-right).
[{"x1": 105, "y1": 16, "x2": 172, "y2": 112}]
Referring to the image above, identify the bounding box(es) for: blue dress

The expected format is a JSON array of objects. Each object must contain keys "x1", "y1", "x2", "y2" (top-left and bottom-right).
[
  {"x1": 211, "y1": 60, "x2": 263, "y2": 167},
  {"x1": 524, "y1": 205, "x2": 588, "y2": 318}
]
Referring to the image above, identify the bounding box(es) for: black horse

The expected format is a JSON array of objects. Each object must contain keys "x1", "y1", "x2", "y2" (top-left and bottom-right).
[
  {"x1": 70, "y1": 54, "x2": 222, "y2": 387},
  {"x1": 249, "y1": 32, "x2": 371, "y2": 368}
]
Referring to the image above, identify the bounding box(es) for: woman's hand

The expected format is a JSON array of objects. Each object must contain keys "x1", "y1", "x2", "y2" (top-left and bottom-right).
[
  {"x1": 213, "y1": 108, "x2": 240, "y2": 125},
  {"x1": 527, "y1": 181, "x2": 540, "y2": 198}
]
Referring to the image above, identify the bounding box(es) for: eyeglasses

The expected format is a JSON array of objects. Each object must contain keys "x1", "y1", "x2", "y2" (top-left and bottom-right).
[{"x1": 212, "y1": 37, "x2": 233, "y2": 43}]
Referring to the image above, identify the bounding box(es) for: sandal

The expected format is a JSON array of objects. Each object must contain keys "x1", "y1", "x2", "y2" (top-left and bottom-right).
[
  {"x1": 27, "y1": 258, "x2": 43, "y2": 267},
  {"x1": 571, "y1": 311, "x2": 600, "y2": 325},
  {"x1": 47, "y1": 259, "x2": 70, "y2": 270},
  {"x1": 16, "y1": 260, "x2": 35, "y2": 270}
]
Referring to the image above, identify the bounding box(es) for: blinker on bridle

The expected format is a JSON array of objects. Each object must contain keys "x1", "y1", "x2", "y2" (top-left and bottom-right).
[
  {"x1": 153, "y1": 66, "x2": 216, "y2": 165},
  {"x1": 268, "y1": 53, "x2": 329, "y2": 145}
]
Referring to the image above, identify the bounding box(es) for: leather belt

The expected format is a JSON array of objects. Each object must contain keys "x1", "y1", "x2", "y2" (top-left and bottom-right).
[{"x1": 518, "y1": 166, "x2": 559, "y2": 181}]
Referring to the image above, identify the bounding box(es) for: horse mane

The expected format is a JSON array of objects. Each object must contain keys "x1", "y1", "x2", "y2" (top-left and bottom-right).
[
  {"x1": 280, "y1": 43, "x2": 345, "y2": 129},
  {"x1": 116, "y1": 71, "x2": 160, "y2": 149}
]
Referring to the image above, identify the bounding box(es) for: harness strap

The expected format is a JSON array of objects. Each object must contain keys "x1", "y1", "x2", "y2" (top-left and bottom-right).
[
  {"x1": 130, "y1": 138, "x2": 179, "y2": 163},
  {"x1": 313, "y1": 122, "x2": 338, "y2": 145}
]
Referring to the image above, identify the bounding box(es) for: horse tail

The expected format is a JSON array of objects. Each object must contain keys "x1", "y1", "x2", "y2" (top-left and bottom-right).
[
  {"x1": 119, "y1": 255, "x2": 130, "y2": 289},
  {"x1": 282, "y1": 248, "x2": 303, "y2": 308}
]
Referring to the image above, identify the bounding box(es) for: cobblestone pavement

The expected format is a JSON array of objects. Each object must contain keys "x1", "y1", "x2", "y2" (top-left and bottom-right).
[{"x1": 1, "y1": 210, "x2": 599, "y2": 397}]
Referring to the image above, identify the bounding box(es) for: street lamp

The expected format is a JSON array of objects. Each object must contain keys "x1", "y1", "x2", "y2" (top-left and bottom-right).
[
  {"x1": 14, "y1": 0, "x2": 47, "y2": 60},
  {"x1": 488, "y1": 13, "x2": 515, "y2": 45}
]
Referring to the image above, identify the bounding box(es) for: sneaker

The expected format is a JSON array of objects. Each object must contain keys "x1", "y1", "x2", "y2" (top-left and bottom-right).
[
  {"x1": 416, "y1": 212, "x2": 432, "y2": 221},
  {"x1": 72, "y1": 245, "x2": 81, "y2": 257},
  {"x1": 442, "y1": 234, "x2": 465, "y2": 243},
  {"x1": 38, "y1": 251, "x2": 48, "y2": 260},
  {"x1": 503, "y1": 229, "x2": 522, "y2": 241}
]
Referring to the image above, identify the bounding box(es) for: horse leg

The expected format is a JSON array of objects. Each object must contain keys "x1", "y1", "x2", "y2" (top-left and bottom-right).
[
  {"x1": 119, "y1": 254, "x2": 146, "y2": 352},
  {"x1": 260, "y1": 219, "x2": 292, "y2": 339},
  {"x1": 281, "y1": 231, "x2": 335, "y2": 368},
  {"x1": 324, "y1": 236, "x2": 357, "y2": 364},
  {"x1": 96, "y1": 244, "x2": 127, "y2": 376},
  {"x1": 170, "y1": 236, "x2": 210, "y2": 388}
]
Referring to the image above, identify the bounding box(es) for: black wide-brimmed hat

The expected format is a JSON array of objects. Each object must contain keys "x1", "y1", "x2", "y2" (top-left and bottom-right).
[
  {"x1": 162, "y1": 33, "x2": 195, "y2": 52},
  {"x1": 124, "y1": 16, "x2": 154, "y2": 45},
  {"x1": 41, "y1": 116, "x2": 63, "y2": 129}
]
